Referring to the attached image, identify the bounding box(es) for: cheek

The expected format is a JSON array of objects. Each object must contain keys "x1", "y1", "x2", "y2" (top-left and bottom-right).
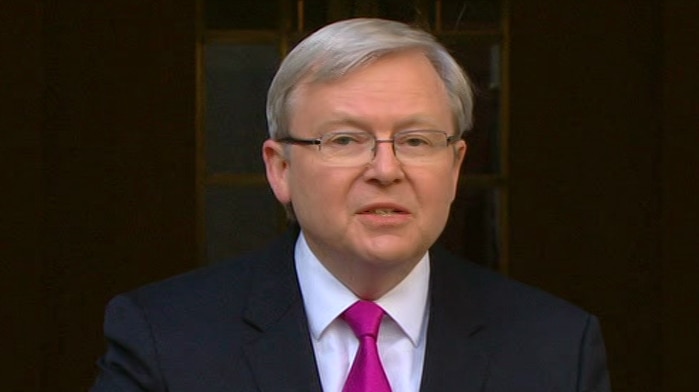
[
  {"x1": 288, "y1": 164, "x2": 354, "y2": 212},
  {"x1": 414, "y1": 167, "x2": 460, "y2": 205}
]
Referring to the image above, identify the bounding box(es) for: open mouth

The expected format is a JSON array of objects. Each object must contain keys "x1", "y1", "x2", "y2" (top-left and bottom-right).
[{"x1": 363, "y1": 208, "x2": 406, "y2": 216}]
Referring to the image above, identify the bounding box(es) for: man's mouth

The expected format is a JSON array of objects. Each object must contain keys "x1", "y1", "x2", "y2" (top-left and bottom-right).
[{"x1": 363, "y1": 208, "x2": 406, "y2": 216}]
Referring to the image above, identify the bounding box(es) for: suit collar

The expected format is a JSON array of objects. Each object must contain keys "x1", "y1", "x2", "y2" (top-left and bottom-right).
[
  {"x1": 420, "y1": 247, "x2": 491, "y2": 392},
  {"x1": 241, "y1": 226, "x2": 324, "y2": 392}
]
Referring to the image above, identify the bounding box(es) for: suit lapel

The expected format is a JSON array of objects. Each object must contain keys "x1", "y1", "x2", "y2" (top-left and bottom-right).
[
  {"x1": 419, "y1": 248, "x2": 492, "y2": 392},
  {"x1": 241, "y1": 229, "x2": 323, "y2": 392}
]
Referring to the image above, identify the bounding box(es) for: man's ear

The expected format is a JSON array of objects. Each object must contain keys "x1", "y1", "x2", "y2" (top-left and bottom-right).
[
  {"x1": 449, "y1": 139, "x2": 467, "y2": 202},
  {"x1": 453, "y1": 139, "x2": 467, "y2": 169},
  {"x1": 262, "y1": 139, "x2": 292, "y2": 204}
]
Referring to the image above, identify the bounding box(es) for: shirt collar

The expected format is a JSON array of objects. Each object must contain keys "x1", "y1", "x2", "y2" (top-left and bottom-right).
[{"x1": 295, "y1": 231, "x2": 430, "y2": 347}]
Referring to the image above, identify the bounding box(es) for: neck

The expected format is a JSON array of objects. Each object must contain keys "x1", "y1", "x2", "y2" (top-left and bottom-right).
[{"x1": 321, "y1": 255, "x2": 421, "y2": 301}]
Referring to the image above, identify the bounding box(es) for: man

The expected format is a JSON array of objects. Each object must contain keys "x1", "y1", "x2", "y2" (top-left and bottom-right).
[{"x1": 92, "y1": 18, "x2": 611, "y2": 391}]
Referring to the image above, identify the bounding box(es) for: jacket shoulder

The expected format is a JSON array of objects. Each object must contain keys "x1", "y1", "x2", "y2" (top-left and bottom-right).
[{"x1": 431, "y1": 247, "x2": 593, "y2": 327}]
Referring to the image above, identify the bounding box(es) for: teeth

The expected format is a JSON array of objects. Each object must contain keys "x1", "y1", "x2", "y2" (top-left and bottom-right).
[{"x1": 372, "y1": 209, "x2": 395, "y2": 216}]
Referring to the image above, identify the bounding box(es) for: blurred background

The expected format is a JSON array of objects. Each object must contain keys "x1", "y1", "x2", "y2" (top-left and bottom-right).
[{"x1": 3, "y1": 0, "x2": 697, "y2": 390}]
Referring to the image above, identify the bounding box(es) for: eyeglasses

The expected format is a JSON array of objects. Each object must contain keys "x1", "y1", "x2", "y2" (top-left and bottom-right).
[{"x1": 277, "y1": 130, "x2": 459, "y2": 166}]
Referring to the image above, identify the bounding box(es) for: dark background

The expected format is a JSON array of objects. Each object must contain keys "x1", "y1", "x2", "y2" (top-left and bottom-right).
[{"x1": 3, "y1": 1, "x2": 698, "y2": 391}]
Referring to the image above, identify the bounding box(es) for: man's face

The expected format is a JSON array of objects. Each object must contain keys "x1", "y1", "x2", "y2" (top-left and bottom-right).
[{"x1": 264, "y1": 50, "x2": 466, "y2": 284}]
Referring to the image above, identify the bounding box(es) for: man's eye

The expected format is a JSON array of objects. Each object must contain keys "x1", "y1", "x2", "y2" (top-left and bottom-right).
[
  {"x1": 401, "y1": 136, "x2": 433, "y2": 147},
  {"x1": 326, "y1": 134, "x2": 368, "y2": 146}
]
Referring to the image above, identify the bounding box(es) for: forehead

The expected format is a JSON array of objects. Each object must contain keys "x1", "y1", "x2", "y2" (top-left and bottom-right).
[
  {"x1": 299, "y1": 50, "x2": 443, "y2": 94},
  {"x1": 289, "y1": 51, "x2": 452, "y2": 132}
]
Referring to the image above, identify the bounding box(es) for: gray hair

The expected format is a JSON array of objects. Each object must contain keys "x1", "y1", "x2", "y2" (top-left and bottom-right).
[{"x1": 266, "y1": 18, "x2": 474, "y2": 139}]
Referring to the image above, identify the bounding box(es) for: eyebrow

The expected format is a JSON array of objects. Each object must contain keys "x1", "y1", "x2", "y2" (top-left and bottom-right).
[
  {"x1": 314, "y1": 114, "x2": 444, "y2": 134},
  {"x1": 394, "y1": 115, "x2": 444, "y2": 131},
  {"x1": 315, "y1": 117, "x2": 371, "y2": 133}
]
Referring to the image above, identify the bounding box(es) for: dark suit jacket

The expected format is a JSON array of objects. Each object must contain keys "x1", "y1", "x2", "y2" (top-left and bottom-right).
[{"x1": 91, "y1": 230, "x2": 611, "y2": 391}]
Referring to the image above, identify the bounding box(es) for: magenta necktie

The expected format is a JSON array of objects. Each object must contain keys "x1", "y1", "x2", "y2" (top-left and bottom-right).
[{"x1": 341, "y1": 301, "x2": 392, "y2": 392}]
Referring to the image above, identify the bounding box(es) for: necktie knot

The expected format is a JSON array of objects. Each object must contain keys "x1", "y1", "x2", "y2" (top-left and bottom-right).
[{"x1": 342, "y1": 301, "x2": 385, "y2": 339}]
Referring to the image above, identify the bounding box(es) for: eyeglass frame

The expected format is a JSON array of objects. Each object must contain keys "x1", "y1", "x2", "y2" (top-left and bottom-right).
[{"x1": 276, "y1": 129, "x2": 461, "y2": 166}]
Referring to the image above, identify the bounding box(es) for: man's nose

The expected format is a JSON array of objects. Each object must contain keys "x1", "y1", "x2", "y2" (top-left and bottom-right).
[{"x1": 365, "y1": 140, "x2": 405, "y2": 184}]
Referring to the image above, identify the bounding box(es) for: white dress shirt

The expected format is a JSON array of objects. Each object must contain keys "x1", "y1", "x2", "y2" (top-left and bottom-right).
[{"x1": 295, "y1": 231, "x2": 430, "y2": 392}]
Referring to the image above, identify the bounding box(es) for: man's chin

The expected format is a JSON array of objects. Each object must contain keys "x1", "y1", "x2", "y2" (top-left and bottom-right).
[{"x1": 355, "y1": 240, "x2": 425, "y2": 267}]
